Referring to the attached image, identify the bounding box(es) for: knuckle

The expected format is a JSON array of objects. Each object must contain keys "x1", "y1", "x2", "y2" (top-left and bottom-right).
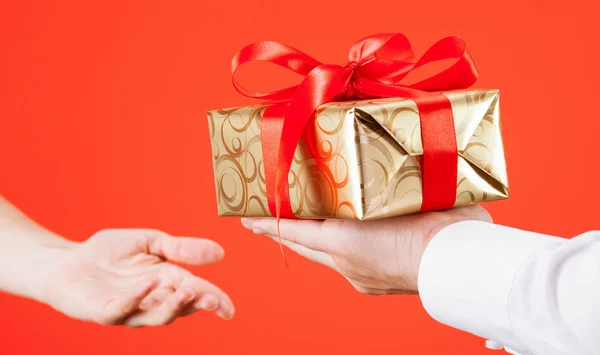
[
  {"x1": 263, "y1": 222, "x2": 278, "y2": 236},
  {"x1": 174, "y1": 241, "x2": 188, "y2": 258}
]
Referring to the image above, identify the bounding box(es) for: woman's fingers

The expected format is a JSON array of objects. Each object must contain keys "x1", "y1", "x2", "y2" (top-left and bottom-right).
[
  {"x1": 180, "y1": 276, "x2": 235, "y2": 320},
  {"x1": 139, "y1": 288, "x2": 219, "y2": 313},
  {"x1": 141, "y1": 270, "x2": 235, "y2": 321},
  {"x1": 124, "y1": 288, "x2": 196, "y2": 327},
  {"x1": 194, "y1": 294, "x2": 220, "y2": 312},
  {"x1": 134, "y1": 286, "x2": 226, "y2": 324},
  {"x1": 125, "y1": 229, "x2": 226, "y2": 265},
  {"x1": 148, "y1": 233, "x2": 225, "y2": 265},
  {"x1": 264, "y1": 234, "x2": 336, "y2": 269},
  {"x1": 241, "y1": 218, "x2": 332, "y2": 252},
  {"x1": 138, "y1": 286, "x2": 173, "y2": 310},
  {"x1": 96, "y1": 229, "x2": 225, "y2": 265},
  {"x1": 97, "y1": 276, "x2": 160, "y2": 325},
  {"x1": 178, "y1": 293, "x2": 220, "y2": 317}
]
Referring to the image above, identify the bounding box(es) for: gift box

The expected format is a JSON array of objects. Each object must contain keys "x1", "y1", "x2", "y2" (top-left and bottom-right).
[
  {"x1": 208, "y1": 89, "x2": 508, "y2": 219},
  {"x1": 208, "y1": 34, "x2": 509, "y2": 220}
]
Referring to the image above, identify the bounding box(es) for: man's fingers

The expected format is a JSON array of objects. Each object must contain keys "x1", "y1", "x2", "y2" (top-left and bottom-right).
[
  {"x1": 98, "y1": 276, "x2": 160, "y2": 325},
  {"x1": 136, "y1": 230, "x2": 225, "y2": 265},
  {"x1": 241, "y1": 218, "x2": 331, "y2": 252},
  {"x1": 264, "y1": 234, "x2": 336, "y2": 269},
  {"x1": 124, "y1": 288, "x2": 195, "y2": 327}
]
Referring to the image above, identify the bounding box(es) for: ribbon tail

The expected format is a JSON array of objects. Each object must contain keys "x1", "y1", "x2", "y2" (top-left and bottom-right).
[
  {"x1": 261, "y1": 103, "x2": 294, "y2": 266},
  {"x1": 276, "y1": 211, "x2": 289, "y2": 268},
  {"x1": 270, "y1": 65, "x2": 353, "y2": 266}
]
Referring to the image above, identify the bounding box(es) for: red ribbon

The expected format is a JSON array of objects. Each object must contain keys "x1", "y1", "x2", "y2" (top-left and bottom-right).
[{"x1": 231, "y1": 33, "x2": 478, "y2": 254}]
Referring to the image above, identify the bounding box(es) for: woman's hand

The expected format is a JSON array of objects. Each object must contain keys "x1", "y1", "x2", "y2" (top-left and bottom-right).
[
  {"x1": 41, "y1": 229, "x2": 234, "y2": 327},
  {"x1": 242, "y1": 205, "x2": 492, "y2": 294}
]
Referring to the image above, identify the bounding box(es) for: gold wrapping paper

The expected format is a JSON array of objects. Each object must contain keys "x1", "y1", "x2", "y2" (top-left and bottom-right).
[{"x1": 207, "y1": 89, "x2": 508, "y2": 220}]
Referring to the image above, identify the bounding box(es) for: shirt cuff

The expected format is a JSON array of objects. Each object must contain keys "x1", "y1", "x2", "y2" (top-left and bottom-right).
[{"x1": 418, "y1": 220, "x2": 564, "y2": 351}]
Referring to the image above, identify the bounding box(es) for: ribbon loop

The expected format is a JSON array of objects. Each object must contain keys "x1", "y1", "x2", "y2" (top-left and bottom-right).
[
  {"x1": 409, "y1": 36, "x2": 478, "y2": 91},
  {"x1": 231, "y1": 41, "x2": 322, "y2": 100}
]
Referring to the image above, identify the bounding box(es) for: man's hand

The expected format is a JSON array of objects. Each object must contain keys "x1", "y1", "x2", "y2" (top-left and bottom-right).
[
  {"x1": 242, "y1": 205, "x2": 491, "y2": 294},
  {"x1": 41, "y1": 229, "x2": 234, "y2": 327}
]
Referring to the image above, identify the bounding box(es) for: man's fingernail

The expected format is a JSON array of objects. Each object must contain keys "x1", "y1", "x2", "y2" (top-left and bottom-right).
[
  {"x1": 252, "y1": 228, "x2": 265, "y2": 235},
  {"x1": 241, "y1": 218, "x2": 253, "y2": 229}
]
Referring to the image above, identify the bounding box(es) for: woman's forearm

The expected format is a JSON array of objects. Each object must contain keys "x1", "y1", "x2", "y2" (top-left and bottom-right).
[
  {"x1": 0, "y1": 195, "x2": 75, "y2": 302},
  {"x1": 0, "y1": 195, "x2": 235, "y2": 326}
]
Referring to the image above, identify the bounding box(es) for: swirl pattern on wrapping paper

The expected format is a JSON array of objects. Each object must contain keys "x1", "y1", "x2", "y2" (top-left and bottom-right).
[
  {"x1": 208, "y1": 103, "x2": 356, "y2": 219},
  {"x1": 291, "y1": 109, "x2": 352, "y2": 217},
  {"x1": 211, "y1": 106, "x2": 270, "y2": 216},
  {"x1": 207, "y1": 89, "x2": 508, "y2": 220}
]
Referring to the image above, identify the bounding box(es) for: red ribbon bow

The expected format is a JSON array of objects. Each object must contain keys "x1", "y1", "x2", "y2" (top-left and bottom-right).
[{"x1": 231, "y1": 33, "x2": 478, "y2": 256}]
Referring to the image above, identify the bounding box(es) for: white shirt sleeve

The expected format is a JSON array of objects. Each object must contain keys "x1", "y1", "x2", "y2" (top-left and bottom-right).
[{"x1": 418, "y1": 220, "x2": 600, "y2": 355}]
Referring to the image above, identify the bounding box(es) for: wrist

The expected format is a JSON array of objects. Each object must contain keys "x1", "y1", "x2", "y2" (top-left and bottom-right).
[
  {"x1": 7, "y1": 234, "x2": 78, "y2": 304},
  {"x1": 0, "y1": 197, "x2": 81, "y2": 303},
  {"x1": 35, "y1": 243, "x2": 78, "y2": 303},
  {"x1": 414, "y1": 206, "x2": 494, "y2": 292},
  {"x1": 406, "y1": 217, "x2": 459, "y2": 292}
]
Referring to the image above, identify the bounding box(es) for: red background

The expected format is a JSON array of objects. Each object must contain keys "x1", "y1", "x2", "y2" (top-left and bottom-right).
[{"x1": 1, "y1": 0, "x2": 598, "y2": 354}]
